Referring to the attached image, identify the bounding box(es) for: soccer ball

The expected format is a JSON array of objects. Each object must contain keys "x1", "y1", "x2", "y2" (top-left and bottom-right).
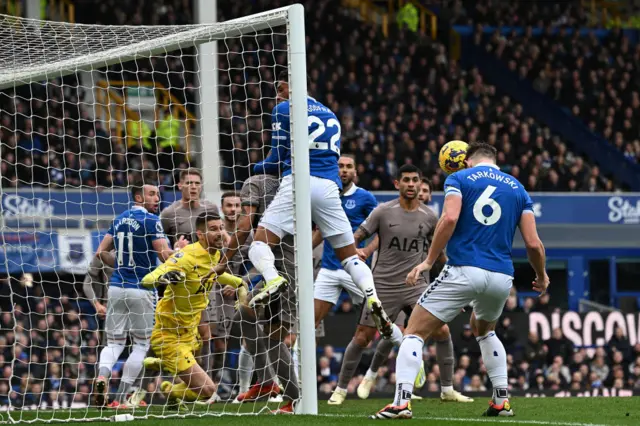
[{"x1": 438, "y1": 140, "x2": 468, "y2": 174}]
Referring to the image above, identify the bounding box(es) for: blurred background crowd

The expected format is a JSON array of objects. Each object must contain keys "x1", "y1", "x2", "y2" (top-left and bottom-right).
[{"x1": 1, "y1": 0, "x2": 640, "y2": 410}]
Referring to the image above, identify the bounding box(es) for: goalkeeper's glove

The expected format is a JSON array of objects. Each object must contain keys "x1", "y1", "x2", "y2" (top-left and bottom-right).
[
  {"x1": 157, "y1": 270, "x2": 186, "y2": 286},
  {"x1": 235, "y1": 279, "x2": 250, "y2": 310}
]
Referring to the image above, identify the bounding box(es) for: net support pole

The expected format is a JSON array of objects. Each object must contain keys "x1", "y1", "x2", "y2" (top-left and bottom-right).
[
  {"x1": 287, "y1": 4, "x2": 317, "y2": 415},
  {"x1": 196, "y1": 0, "x2": 222, "y2": 204}
]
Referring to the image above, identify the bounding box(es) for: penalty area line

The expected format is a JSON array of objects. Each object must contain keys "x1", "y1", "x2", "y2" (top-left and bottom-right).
[{"x1": 318, "y1": 413, "x2": 612, "y2": 426}]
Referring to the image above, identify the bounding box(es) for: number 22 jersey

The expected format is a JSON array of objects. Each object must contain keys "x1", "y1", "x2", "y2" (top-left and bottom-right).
[
  {"x1": 444, "y1": 163, "x2": 534, "y2": 277},
  {"x1": 254, "y1": 96, "x2": 341, "y2": 188}
]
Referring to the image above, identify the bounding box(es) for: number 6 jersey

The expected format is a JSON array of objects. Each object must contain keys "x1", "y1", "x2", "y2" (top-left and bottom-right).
[{"x1": 444, "y1": 162, "x2": 534, "y2": 276}]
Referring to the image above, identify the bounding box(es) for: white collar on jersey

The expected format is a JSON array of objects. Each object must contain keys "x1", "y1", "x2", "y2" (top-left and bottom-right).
[
  {"x1": 474, "y1": 162, "x2": 500, "y2": 170},
  {"x1": 131, "y1": 205, "x2": 149, "y2": 213},
  {"x1": 342, "y1": 184, "x2": 359, "y2": 197}
]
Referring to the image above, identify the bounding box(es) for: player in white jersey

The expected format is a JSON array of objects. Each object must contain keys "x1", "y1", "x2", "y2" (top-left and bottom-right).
[
  {"x1": 245, "y1": 71, "x2": 392, "y2": 339},
  {"x1": 372, "y1": 143, "x2": 549, "y2": 420}
]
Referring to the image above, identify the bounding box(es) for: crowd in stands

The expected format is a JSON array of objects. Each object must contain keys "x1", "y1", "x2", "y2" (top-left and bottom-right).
[
  {"x1": 0, "y1": 0, "x2": 626, "y2": 192},
  {"x1": 485, "y1": 26, "x2": 640, "y2": 165}
]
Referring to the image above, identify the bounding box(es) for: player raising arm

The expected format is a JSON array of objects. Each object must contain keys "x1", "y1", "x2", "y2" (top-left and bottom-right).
[
  {"x1": 142, "y1": 212, "x2": 246, "y2": 409},
  {"x1": 373, "y1": 143, "x2": 548, "y2": 420},
  {"x1": 246, "y1": 71, "x2": 392, "y2": 338}
]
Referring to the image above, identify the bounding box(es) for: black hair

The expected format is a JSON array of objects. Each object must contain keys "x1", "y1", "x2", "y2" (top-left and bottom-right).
[
  {"x1": 396, "y1": 163, "x2": 422, "y2": 179},
  {"x1": 196, "y1": 211, "x2": 222, "y2": 230}
]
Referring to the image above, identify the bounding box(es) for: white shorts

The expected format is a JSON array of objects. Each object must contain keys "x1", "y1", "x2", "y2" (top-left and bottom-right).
[
  {"x1": 105, "y1": 286, "x2": 155, "y2": 346},
  {"x1": 418, "y1": 265, "x2": 512, "y2": 324},
  {"x1": 260, "y1": 175, "x2": 353, "y2": 248},
  {"x1": 314, "y1": 268, "x2": 364, "y2": 306}
]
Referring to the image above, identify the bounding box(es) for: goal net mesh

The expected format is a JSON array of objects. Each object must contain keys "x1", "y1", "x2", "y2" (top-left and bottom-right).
[{"x1": 0, "y1": 9, "x2": 303, "y2": 421}]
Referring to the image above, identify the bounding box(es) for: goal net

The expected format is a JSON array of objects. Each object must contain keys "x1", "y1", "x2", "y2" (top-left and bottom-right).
[{"x1": 0, "y1": 4, "x2": 316, "y2": 422}]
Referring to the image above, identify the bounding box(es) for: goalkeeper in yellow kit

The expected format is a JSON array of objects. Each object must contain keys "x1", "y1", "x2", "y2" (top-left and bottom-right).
[{"x1": 141, "y1": 211, "x2": 246, "y2": 407}]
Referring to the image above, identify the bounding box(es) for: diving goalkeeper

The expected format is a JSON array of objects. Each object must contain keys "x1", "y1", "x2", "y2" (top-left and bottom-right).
[{"x1": 141, "y1": 211, "x2": 247, "y2": 407}]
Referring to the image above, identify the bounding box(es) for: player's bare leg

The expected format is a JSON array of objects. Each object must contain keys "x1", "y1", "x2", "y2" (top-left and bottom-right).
[
  {"x1": 248, "y1": 227, "x2": 289, "y2": 306},
  {"x1": 329, "y1": 324, "x2": 377, "y2": 405},
  {"x1": 314, "y1": 299, "x2": 334, "y2": 328},
  {"x1": 470, "y1": 312, "x2": 512, "y2": 417},
  {"x1": 333, "y1": 243, "x2": 392, "y2": 338}
]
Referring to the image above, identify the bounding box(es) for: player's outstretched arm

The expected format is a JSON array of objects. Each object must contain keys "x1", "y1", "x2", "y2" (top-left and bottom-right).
[
  {"x1": 519, "y1": 212, "x2": 549, "y2": 294},
  {"x1": 141, "y1": 257, "x2": 188, "y2": 288},
  {"x1": 220, "y1": 204, "x2": 258, "y2": 272},
  {"x1": 312, "y1": 229, "x2": 323, "y2": 249}
]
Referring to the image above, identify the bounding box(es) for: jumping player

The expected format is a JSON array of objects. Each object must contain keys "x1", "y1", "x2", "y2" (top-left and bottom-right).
[
  {"x1": 245, "y1": 71, "x2": 392, "y2": 337},
  {"x1": 372, "y1": 143, "x2": 549, "y2": 419}
]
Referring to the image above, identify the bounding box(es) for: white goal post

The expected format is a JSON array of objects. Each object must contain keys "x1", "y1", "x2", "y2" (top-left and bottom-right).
[{"x1": 0, "y1": 2, "x2": 317, "y2": 419}]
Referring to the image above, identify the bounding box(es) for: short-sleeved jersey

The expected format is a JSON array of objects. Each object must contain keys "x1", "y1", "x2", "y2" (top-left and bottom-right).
[
  {"x1": 444, "y1": 163, "x2": 534, "y2": 276},
  {"x1": 321, "y1": 185, "x2": 378, "y2": 271},
  {"x1": 239, "y1": 175, "x2": 295, "y2": 260},
  {"x1": 142, "y1": 242, "x2": 243, "y2": 332},
  {"x1": 254, "y1": 97, "x2": 341, "y2": 188},
  {"x1": 107, "y1": 206, "x2": 165, "y2": 290},
  {"x1": 160, "y1": 200, "x2": 219, "y2": 246},
  {"x1": 361, "y1": 199, "x2": 438, "y2": 288}
]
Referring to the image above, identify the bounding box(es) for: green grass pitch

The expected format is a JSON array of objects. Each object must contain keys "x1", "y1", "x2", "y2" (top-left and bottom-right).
[{"x1": 2, "y1": 397, "x2": 638, "y2": 425}]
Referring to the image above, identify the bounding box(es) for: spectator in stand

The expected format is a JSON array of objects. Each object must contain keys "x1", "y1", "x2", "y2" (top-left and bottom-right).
[
  {"x1": 524, "y1": 332, "x2": 547, "y2": 369},
  {"x1": 609, "y1": 327, "x2": 633, "y2": 361},
  {"x1": 545, "y1": 328, "x2": 574, "y2": 365}
]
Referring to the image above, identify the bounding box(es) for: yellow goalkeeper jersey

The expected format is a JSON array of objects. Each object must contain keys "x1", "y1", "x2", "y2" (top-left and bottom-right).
[{"x1": 141, "y1": 241, "x2": 243, "y2": 332}]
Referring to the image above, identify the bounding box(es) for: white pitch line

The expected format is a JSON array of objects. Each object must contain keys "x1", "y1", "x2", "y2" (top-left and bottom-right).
[{"x1": 319, "y1": 413, "x2": 613, "y2": 426}]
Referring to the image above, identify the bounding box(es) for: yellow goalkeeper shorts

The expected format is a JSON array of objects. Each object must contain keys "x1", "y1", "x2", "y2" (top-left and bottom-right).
[{"x1": 150, "y1": 328, "x2": 199, "y2": 375}]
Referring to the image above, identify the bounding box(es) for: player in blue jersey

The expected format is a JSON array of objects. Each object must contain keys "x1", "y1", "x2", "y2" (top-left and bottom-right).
[
  {"x1": 372, "y1": 143, "x2": 549, "y2": 420},
  {"x1": 313, "y1": 155, "x2": 377, "y2": 324},
  {"x1": 247, "y1": 71, "x2": 392, "y2": 338},
  {"x1": 92, "y1": 183, "x2": 181, "y2": 407}
]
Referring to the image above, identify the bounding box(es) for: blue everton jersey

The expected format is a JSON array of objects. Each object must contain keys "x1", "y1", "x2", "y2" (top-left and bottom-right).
[
  {"x1": 107, "y1": 206, "x2": 165, "y2": 290},
  {"x1": 322, "y1": 185, "x2": 378, "y2": 270},
  {"x1": 444, "y1": 163, "x2": 534, "y2": 276},
  {"x1": 254, "y1": 96, "x2": 342, "y2": 188}
]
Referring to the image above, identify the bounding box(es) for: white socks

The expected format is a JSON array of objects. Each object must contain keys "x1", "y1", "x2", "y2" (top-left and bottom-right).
[
  {"x1": 238, "y1": 346, "x2": 255, "y2": 394},
  {"x1": 393, "y1": 335, "x2": 424, "y2": 406},
  {"x1": 249, "y1": 241, "x2": 279, "y2": 282},
  {"x1": 390, "y1": 324, "x2": 403, "y2": 346},
  {"x1": 365, "y1": 368, "x2": 378, "y2": 381},
  {"x1": 98, "y1": 343, "x2": 125, "y2": 377},
  {"x1": 341, "y1": 255, "x2": 377, "y2": 299},
  {"x1": 121, "y1": 346, "x2": 147, "y2": 385},
  {"x1": 477, "y1": 331, "x2": 508, "y2": 405}
]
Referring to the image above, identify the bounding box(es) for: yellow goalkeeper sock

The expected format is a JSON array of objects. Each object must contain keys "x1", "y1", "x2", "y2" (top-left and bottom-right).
[{"x1": 169, "y1": 382, "x2": 203, "y2": 402}]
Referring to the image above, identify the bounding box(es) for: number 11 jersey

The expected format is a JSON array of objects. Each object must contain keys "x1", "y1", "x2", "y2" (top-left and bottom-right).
[
  {"x1": 444, "y1": 162, "x2": 534, "y2": 277},
  {"x1": 107, "y1": 205, "x2": 166, "y2": 289}
]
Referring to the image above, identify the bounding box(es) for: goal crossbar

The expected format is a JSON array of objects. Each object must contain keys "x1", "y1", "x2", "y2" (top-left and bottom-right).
[{"x1": 0, "y1": 7, "x2": 289, "y2": 89}]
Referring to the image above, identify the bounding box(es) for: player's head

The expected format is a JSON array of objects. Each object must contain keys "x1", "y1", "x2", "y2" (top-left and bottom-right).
[
  {"x1": 395, "y1": 164, "x2": 422, "y2": 200},
  {"x1": 179, "y1": 168, "x2": 203, "y2": 203},
  {"x1": 275, "y1": 71, "x2": 310, "y2": 104},
  {"x1": 276, "y1": 71, "x2": 290, "y2": 104},
  {"x1": 465, "y1": 142, "x2": 497, "y2": 168},
  {"x1": 419, "y1": 177, "x2": 432, "y2": 203},
  {"x1": 221, "y1": 192, "x2": 241, "y2": 223},
  {"x1": 339, "y1": 155, "x2": 357, "y2": 187},
  {"x1": 195, "y1": 211, "x2": 225, "y2": 250},
  {"x1": 131, "y1": 182, "x2": 160, "y2": 213}
]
